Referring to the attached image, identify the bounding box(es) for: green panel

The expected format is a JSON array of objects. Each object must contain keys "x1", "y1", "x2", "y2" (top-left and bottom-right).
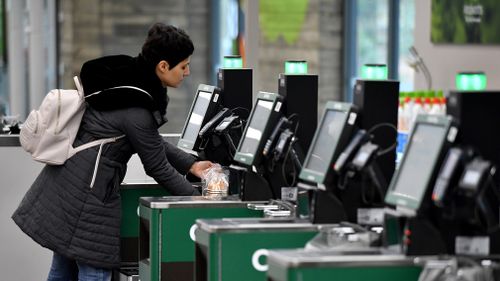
[
  {"x1": 218, "y1": 231, "x2": 318, "y2": 281},
  {"x1": 140, "y1": 207, "x2": 161, "y2": 281},
  {"x1": 161, "y1": 207, "x2": 262, "y2": 262},
  {"x1": 384, "y1": 215, "x2": 403, "y2": 247},
  {"x1": 120, "y1": 187, "x2": 170, "y2": 237},
  {"x1": 287, "y1": 265, "x2": 422, "y2": 281},
  {"x1": 207, "y1": 233, "x2": 221, "y2": 281}
]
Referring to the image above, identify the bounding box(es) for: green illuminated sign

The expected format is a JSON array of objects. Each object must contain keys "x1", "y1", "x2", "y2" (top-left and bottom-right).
[
  {"x1": 361, "y1": 64, "x2": 388, "y2": 80},
  {"x1": 456, "y1": 72, "x2": 487, "y2": 91},
  {"x1": 285, "y1": 60, "x2": 308, "y2": 74},
  {"x1": 223, "y1": 55, "x2": 243, "y2": 68}
]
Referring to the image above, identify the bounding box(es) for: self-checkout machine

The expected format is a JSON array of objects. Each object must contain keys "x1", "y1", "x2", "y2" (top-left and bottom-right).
[
  {"x1": 192, "y1": 61, "x2": 325, "y2": 281},
  {"x1": 377, "y1": 77, "x2": 500, "y2": 278},
  {"x1": 382, "y1": 73, "x2": 500, "y2": 258},
  {"x1": 438, "y1": 73, "x2": 500, "y2": 259},
  {"x1": 265, "y1": 113, "x2": 458, "y2": 281},
  {"x1": 199, "y1": 55, "x2": 253, "y2": 165},
  {"x1": 309, "y1": 64, "x2": 399, "y2": 225},
  {"x1": 292, "y1": 64, "x2": 399, "y2": 254},
  {"x1": 383, "y1": 74, "x2": 500, "y2": 280},
  {"x1": 338, "y1": 64, "x2": 399, "y2": 225},
  {"x1": 138, "y1": 57, "x2": 274, "y2": 281},
  {"x1": 263, "y1": 71, "x2": 500, "y2": 281},
  {"x1": 265, "y1": 87, "x2": 500, "y2": 281},
  {"x1": 262, "y1": 66, "x2": 434, "y2": 281},
  {"x1": 379, "y1": 74, "x2": 500, "y2": 279},
  {"x1": 229, "y1": 60, "x2": 318, "y2": 200}
]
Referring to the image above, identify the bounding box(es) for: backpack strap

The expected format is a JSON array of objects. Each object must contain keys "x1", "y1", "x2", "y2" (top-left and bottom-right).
[
  {"x1": 72, "y1": 135, "x2": 125, "y2": 155},
  {"x1": 73, "y1": 76, "x2": 151, "y2": 100},
  {"x1": 80, "y1": 81, "x2": 166, "y2": 126},
  {"x1": 73, "y1": 76, "x2": 84, "y2": 97},
  {"x1": 69, "y1": 135, "x2": 125, "y2": 189},
  {"x1": 88, "y1": 135, "x2": 125, "y2": 188},
  {"x1": 85, "y1": 86, "x2": 152, "y2": 100}
]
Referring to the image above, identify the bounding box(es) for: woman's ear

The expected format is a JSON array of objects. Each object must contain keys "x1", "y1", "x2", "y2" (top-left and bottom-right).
[{"x1": 157, "y1": 60, "x2": 170, "y2": 73}]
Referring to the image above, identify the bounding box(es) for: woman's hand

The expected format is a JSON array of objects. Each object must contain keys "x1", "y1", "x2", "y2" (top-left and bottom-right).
[{"x1": 189, "y1": 161, "x2": 214, "y2": 178}]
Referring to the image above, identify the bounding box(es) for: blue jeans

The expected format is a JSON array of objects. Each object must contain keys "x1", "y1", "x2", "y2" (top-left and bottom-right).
[{"x1": 47, "y1": 252, "x2": 112, "y2": 281}]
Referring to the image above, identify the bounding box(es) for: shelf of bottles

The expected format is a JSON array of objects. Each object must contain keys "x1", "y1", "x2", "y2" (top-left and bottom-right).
[{"x1": 396, "y1": 90, "x2": 446, "y2": 164}]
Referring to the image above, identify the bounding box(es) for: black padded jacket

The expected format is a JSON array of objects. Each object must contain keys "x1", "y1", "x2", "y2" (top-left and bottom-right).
[{"x1": 12, "y1": 55, "x2": 198, "y2": 269}]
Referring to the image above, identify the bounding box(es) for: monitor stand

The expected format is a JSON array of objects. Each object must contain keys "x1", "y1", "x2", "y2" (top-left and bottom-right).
[
  {"x1": 199, "y1": 131, "x2": 241, "y2": 167},
  {"x1": 310, "y1": 190, "x2": 347, "y2": 224},
  {"x1": 229, "y1": 165, "x2": 273, "y2": 201}
]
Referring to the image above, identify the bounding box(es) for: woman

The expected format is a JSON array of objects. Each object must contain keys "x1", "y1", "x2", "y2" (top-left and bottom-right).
[{"x1": 12, "y1": 23, "x2": 212, "y2": 280}]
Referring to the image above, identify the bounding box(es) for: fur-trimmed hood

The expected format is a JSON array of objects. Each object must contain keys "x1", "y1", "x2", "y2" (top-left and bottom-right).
[{"x1": 80, "y1": 54, "x2": 168, "y2": 126}]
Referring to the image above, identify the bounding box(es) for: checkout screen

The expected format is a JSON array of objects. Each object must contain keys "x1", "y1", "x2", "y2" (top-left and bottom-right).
[
  {"x1": 390, "y1": 123, "x2": 447, "y2": 203},
  {"x1": 181, "y1": 90, "x2": 212, "y2": 142},
  {"x1": 304, "y1": 109, "x2": 346, "y2": 176},
  {"x1": 237, "y1": 99, "x2": 274, "y2": 157}
]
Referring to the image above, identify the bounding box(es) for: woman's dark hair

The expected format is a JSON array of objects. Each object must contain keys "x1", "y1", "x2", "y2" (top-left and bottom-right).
[{"x1": 141, "y1": 23, "x2": 194, "y2": 69}]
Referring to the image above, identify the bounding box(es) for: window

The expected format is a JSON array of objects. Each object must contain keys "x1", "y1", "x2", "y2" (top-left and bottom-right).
[{"x1": 345, "y1": 0, "x2": 416, "y2": 99}]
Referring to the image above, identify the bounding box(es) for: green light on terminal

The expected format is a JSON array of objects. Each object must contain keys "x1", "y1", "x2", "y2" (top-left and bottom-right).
[
  {"x1": 456, "y1": 72, "x2": 487, "y2": 91},
  {"x1": 223, "y1": 55, "x2": 243, "y2": 68},
  {"x1": 285, "y1": 60, "x2": 308, "y2": 74},
  {"x1": 361, "y1": 64, "x2": 388, "y2": 80}
]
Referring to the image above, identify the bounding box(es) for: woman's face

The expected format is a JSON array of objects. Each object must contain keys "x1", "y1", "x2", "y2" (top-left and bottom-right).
[{"x1": 156, "y1": 56, "x2": 191, "y2": 88}]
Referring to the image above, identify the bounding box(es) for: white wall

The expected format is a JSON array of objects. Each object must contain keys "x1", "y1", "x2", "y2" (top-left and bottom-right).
[
  {"x1": 414, "y1": 0, "x2": 500, "y2": 92},
  {"x1": 0, "y1": 147, "x2": 49, "y2": 280}
]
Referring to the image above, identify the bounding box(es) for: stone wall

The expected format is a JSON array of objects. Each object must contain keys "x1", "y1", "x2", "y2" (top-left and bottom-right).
[
  {"x1": 319, "y1": 0, "x2": 344, "y2": 111},
  {"x1": 59, "y1": 0, "x2": 210, "y2": 133}
]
